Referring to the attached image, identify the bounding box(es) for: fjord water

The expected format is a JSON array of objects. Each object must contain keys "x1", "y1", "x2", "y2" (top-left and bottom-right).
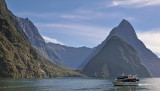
[{"x1": 0, "y1": 78, "x2": 159, "y2": 91}]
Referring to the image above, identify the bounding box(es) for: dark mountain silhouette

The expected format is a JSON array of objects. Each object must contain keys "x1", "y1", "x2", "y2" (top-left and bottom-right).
[
  {"x1": 85, "y1": 19, "x2": 160, "y2": 76},
  {"x1": 82, "y1": 36, "x2": 151, "y2": 78},
  {"x1": 106, "y1": 19, "x2": 160, "y2": 76}
]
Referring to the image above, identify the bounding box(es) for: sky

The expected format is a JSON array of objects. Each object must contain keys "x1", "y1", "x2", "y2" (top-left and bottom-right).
[{"x1": 5, "y1": 0, "x2": 160, "y2": 57}]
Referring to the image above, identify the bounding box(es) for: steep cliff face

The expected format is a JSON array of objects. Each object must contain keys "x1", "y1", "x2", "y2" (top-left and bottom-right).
[
  {"x1": 86, "y1": 19, "x2": 160, "y2": 76},
  {"x1": 82, "y1": 36, "x2": 151, "y2": 78},
  {"x1": 16, "y1": 17, "x2": 92, "y2": 69},
  {"x1": 16, "y1": 17, "x2": 45, "y2": 48},
  {"x1": 16, "y1": 17, "x2": 64, "y2": 66},
  {"x1": 106, "y1": 19, "x2": 160, "y2": 76},
  {"x1": 0, "y1": 0, "x2": 83, "y2": 78}
]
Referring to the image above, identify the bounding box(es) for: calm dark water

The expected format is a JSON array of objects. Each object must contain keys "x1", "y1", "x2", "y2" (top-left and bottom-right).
[{"x1": 0, "y1": 77, "x2": 159, "y2": 91}]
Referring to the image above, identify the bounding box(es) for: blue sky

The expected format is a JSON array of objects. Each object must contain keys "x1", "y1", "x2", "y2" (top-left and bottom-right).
[{"x1": 6, "y1": 0, "x2": 160, "y2": 57}]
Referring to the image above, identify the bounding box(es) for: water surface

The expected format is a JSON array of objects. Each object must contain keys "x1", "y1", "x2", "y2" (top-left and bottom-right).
[{"x1": 0, "y1": 77, "x2": 159, "y2": 91}]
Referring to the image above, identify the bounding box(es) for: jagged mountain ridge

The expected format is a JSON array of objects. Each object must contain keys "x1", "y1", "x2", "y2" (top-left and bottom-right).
[
  {"x1": 16, "y1": 17, "x2": 45, "y2": 48},
  {"x1": 0, "y1": 0, "x2": 83, "y2": 78},
  {"x1": 106, "y1": 19, "x2": 160, "y2": 76},
  {"x1": 82, "y1": 36, "x2": 151, "y2": 78},
  {"x1": 85, "y1": 19, "x2": 160, "y2": 76},
  {"x1": 16, "y1": 17, "x2": 64, "y2": 66},
  {"x1": 16, "y1": 17, "x2": 93, "y2": 69}
]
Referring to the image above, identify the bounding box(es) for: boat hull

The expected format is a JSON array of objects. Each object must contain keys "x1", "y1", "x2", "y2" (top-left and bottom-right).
[{"x1": 113, "y1": 81, "x2": 139, "y2": 86}]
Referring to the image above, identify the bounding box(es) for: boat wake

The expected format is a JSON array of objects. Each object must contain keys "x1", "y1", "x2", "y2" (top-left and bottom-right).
[{"x1": 139, "y1": 84, "x2": 150, "y2": 86}]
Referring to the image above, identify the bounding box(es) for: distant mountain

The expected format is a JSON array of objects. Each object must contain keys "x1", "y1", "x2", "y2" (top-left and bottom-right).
[
  {"x1": 106, "y1": 19, "x2": 160, "y2": 76},
  {"x1": 46, "y1": 43, "x2": 93, "y2": 69},
  {"x1": 16, "y1": 15, "x2": 93, "y2": 69},
  {"x1": 82, "y1": 36, "x2": 151, "y2": 78},
  {"x1": 16, "y1": 17, "x2": 64, "y2": 66},
  {"x1": 86, "y1": 19, "x2": 160, "y2": 76},
  {"x1": 0, "y1": 0, "x2": 83, "y2": 78}
]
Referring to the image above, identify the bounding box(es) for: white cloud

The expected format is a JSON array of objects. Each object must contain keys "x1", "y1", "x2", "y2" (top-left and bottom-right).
[
  {"x1": 42, "y1": 36, "x2": 63, "y2": 45},
  {"x1": 60, "y1": 14, "x2": 91, "y2": 20},
  {"x1": 61, "y1": 9, "x2": 136, "y2": 22},
  {"x1": 125, "y1": 17, "x2": 135, "y2": 21},
  {"x1": 16, "y1": 8, "x2": 135, "y2": 23},
  {"x1": 38, "y1": 23, "x2": 110, "y2": 38},
  {"x1": 16, "y1": 12, "x2": 59, "y2": 19},
  {"x1": 137, "y1": 29, "x2": 160, "y2": 57},
  {"x1": 111, "y1": 0, "x2": 160, "y2": 7},
  {"x1": 36, "y1": 23, "x2": 111, "y2": 46}
]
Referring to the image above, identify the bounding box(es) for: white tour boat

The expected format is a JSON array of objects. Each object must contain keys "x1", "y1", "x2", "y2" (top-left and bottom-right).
[{"x1": 113, "y1": 75, "x2": 139, "y2": 86}]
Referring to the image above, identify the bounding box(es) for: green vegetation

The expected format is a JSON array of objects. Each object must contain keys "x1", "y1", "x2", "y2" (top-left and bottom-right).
[{"x1": 0, "y1": 0, "x2": 83, "y2": 78}]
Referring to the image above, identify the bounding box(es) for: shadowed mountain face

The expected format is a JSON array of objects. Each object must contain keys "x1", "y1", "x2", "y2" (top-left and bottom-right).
[
  {"x1": 16, "y1": 16, "x2": 93, "y2": 69},
  {"x1": 16, "y1": 17, "x2": 45, "y2": 48},
  {"x1": 0, "y1": 0, "x2": 83, "y2": 78},
  {"x1": 106, "y1": 19, "x2": 160, "y2": 76},
  {"x1": 16, "y1": 17, "x2": 64, "y2": 66},
  {"x1": 82, "y1": 36, "x2": 151, "y2": 78},
  {"x1": 46, "y1": 43, "x2": 93, "y2": 69},
  {"x1": 85, "y1": 19, "x2": 160, "y2": 76}
]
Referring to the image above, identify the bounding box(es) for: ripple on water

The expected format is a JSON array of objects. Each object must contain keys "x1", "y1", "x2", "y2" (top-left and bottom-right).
[{"x1": 0, "y1": 78, "x2": 160, "y2": 91}]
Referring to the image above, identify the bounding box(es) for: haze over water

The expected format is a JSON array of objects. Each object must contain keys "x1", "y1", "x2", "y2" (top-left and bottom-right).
[{"x1": 0, "y1": 78, "x2": 159, "y2": 91}]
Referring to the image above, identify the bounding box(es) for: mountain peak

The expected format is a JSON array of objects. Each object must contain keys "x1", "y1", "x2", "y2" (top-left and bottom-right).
[
  {"x1": 25, "y1": 18, "x2": 29, "y2": 21},
  {"x1": 120, "y1": 19, "x2": 130, "y2": 24},
  {"x1": 107, "y1": 19, "x2": 138, "y2": 42},
  {"x1": 118, "y1": 19, "x2": 133, "y2": 29},
  {"x1": 0, "y1": 0, "x2": 8, "y2": 13},
  {"x1": 122, "y1": 19, "x2": 128, "y2": 22}
]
